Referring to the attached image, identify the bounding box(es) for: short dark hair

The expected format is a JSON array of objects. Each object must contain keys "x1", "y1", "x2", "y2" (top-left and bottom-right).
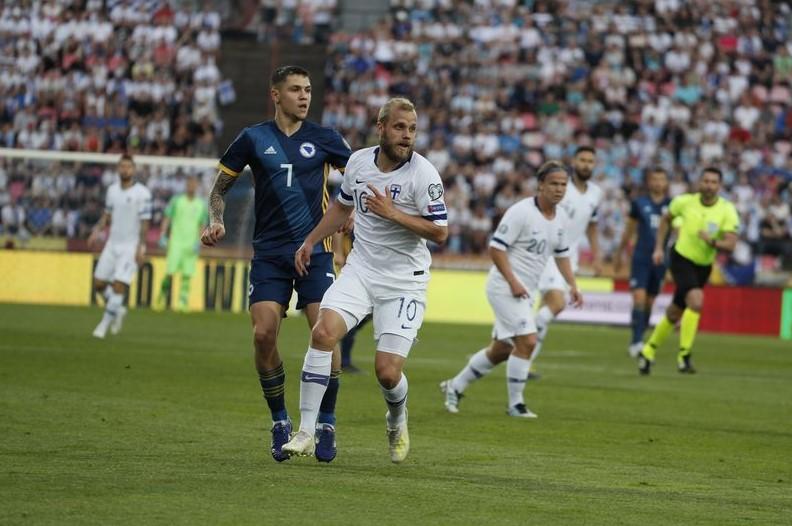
[
  {"x1": 536, "y1": 160, "x2": 568, "y2": 182},
  {"x1": 702, "y1": 166, "x2": 723, "y2": 181},
  {"x1": 574, "y1": 145, "x2": 596, "y2": 157},
  {"x1": 270, "y1": 65, "x2": 309, "y2": 88},
  {"x1": 119, "y1": 153, "x2": 134, "y2": 164},
  {"x1": 646, "y1": 166, "x2": 668, "y2": 180}
]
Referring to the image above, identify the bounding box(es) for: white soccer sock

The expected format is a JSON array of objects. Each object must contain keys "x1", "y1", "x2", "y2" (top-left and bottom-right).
[
  {"x1": 531, "y1": 306, "x2": 556, "y2": 361},
  {"x1": 381, "y1": 374, "x2": 408, "y2": 428},
  {"x1": 506, "y1": 354, "x2": 532, "y2": 408},
  {"x1": 298, "y1": 347, "x2": 333, "y2": 434},
  {"x1": 450, "y1": 348, "x2": 495, "y2": 393},
  {"x1": 100, "y1": 292, "x2": 124, "y2": 327}
]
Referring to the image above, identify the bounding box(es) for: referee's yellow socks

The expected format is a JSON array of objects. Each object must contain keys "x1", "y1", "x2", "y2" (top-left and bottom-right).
[
  {"x1": 679, "y1": 309, "x2": 701, "y2": 357},
  {"x1": 642, "y1": 315, "x2": 674, "y2": 361}
]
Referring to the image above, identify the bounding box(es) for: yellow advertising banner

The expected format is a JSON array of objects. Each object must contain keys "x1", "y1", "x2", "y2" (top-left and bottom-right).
[{"x1": 0, "y1": 250, "x2": 613, "y2": 324}]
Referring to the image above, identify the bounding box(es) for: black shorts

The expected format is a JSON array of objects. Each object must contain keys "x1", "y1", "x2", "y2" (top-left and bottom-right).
[{"x1": 669, "y1": 248, "x2": 712, "y2": 309}]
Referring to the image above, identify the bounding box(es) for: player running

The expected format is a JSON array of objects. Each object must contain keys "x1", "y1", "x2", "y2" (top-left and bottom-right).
[
  {"x1": 614, "y1": 168, "x2": 671, "y2": 357},
  {"x1": 282, "y1": 97, "x2": 448, "y2": 463},
  {"x1": 201, "y1": 65, "x2": 351, "y2": 462},
  {"x1": 638, "y1": 167, "x2": 739, "y2": 375},
  {"x1": 440, "y1": 161, "x2": 582, "y2": 418},
  {"x1": 156, "y1": 174, "x2": 208, "y2": 311},
  {"x1": 531, "y1": 147, "x2": 602, "y2": 368},
  {"x1": 88, "y1": 154, "x2": 152, "y2": 339}
]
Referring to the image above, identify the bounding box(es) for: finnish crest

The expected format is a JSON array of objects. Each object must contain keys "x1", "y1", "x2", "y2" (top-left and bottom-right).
[
  {"x1": 428, "y1": 183, "x2": 443, "y2": 201},
  {"x1": 390, "y1": 184, "x2": 402, "y2": 199},
  {"x1": 299, "y1": 142, "x2": 316, "y2": 158}
]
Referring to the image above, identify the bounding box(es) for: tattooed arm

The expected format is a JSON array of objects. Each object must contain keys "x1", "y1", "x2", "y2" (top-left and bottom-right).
[{"x1": 201, "y1": 171, "x2": 237, "y2": 246}]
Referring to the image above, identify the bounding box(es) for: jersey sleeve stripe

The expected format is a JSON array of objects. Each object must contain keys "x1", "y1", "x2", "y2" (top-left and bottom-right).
[
  {"x1": 422, "y1": 213, "x2": 448, "y2": 221},
  {"x1": 338, "y1": 189, "x2": 353, "y2": 203},
  {"x1": 217, "y1": 163, "x2": 240, "y2": 177},
  {"x1": 554, "y1": 247, "x2": 569, "y2": 254},
  {"x1": 491, "y1": 236, "x2": 509, "y2": 248},
  {"x1": 489, "y1": 239, "x2": 508, "y2": 251}
]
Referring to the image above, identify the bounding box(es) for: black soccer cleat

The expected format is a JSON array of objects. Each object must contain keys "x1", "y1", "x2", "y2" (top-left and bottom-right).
[
  {"x1": 677, "y1": 354, "x2": 697, "y2": 374},
  {"x1": 637, "y1": 352, "x2": 653, "y2": 376}
]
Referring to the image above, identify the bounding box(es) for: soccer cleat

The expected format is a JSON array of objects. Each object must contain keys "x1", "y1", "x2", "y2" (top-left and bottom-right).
[
  {"x1": 342, "y1": 363, "x2": 362, "y2": 374},
  {"x1": 628, "y1": 342, "x2": 644, "y2": 358},
  {"x1": 439, "y1": 380, "x2": 463, "y2": 414},
  {"x1": 507, "y1": 403, "x2": 538, "y2": 419},
  {"x1": 282, "y1": 430, "x2": 315, "y2": 458},
  {"x1": 677, "y1": 354, "x2": 697, "y2": 374},
  {"x1": 92, "y1": 323, "x2": 108, "y2": 339},
  {"x1": 527, "y1": 371, "x2": 541, "y2": 380},
  {"x1": 270, "y1": 419, "x2": 292, "y2": 462},
  {"x1": 110, "y1": 306, "x2": 127, "y2": 335},
  {"x1": 637, "y1": 352, "x2": 653, "y2": 375},
  {"x1": 386, "y1": 412, "x2": 410, "y2": 463},
  {"x1": 314, "y1": 423, "x2": 337, "y2": 463}
]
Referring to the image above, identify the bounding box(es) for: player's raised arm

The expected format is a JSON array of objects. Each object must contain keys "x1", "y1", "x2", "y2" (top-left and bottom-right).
[
  {"x1": 295, "y1": 200, "x2": 354, "y2": 276},
  {"x1": 365, "y1": 184, "x2": 448, "y2": 245},
  {"x1": 202, "y1": 170, "x2": 237, "y2": 246}
]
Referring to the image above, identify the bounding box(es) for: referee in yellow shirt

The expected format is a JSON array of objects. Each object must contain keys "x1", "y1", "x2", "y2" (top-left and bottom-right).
[{"x1": 639, "y1": 167, "x2": 739, "y2": 375}]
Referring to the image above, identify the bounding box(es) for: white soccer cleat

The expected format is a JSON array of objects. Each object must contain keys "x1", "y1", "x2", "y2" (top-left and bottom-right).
[
  {"x1": 92, "y1": 323, "x2": 108, "y2": 339},
  {"x1": 439, "y1": 380, "x2": 461, "y2": 414},
  {"x1": 386, "y1": 412, "x2": 410, "y2": 463},
  {"x1": 282, "y1": 430, "x2": 315, "y2": 457},
  {"x1": 110, "y1": 306, "x2": 127, "y2": 335},
  {"x1": 507, "y1": 403, "x2": 538, "y2": 419},
  {"x1": 628, "y1": 342, "x2": 643, "y2": 358}
]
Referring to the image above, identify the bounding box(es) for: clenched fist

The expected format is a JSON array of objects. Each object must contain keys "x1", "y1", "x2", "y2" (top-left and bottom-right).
[{"x1": 201, "y1": 222, "x2": 226, "y2": 246}]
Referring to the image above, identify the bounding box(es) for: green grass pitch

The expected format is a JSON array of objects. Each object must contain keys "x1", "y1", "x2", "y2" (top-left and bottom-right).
[{"x1": 1, "y1": 303, "x2": 790, "y2": 525}]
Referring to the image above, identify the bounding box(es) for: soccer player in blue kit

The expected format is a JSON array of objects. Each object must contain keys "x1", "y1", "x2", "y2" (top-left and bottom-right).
[
  {"x1": 201, "y1": 66, "x2": 352, "y2": 463},
  {"x1": 614, "y1": 168, "x2": 671, "y2": 358}
]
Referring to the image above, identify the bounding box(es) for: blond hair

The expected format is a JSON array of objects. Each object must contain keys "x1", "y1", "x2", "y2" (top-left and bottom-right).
[{"x1": 377, "y1": 97, "x2": 416, "y2": 124}]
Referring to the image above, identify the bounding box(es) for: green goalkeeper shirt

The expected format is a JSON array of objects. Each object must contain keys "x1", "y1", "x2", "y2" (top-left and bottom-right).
[{"x1": 165, "y1": 194, "x2": 208, "y2": 247}]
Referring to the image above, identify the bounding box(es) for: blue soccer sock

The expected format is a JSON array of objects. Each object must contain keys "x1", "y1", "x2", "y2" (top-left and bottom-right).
[
  {"x1": 631, "y1": 307, "x2": 647, "y2": 345},
  {"x1": 318, "y1": 369, "x2": 341, "y2": 426},
  {"x1": 258, "y1": 363, "x2": 287, "y2": 422}
]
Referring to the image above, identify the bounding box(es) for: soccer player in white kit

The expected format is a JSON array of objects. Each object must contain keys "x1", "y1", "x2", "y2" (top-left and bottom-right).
[
  {"x1": 282, "y1": 98, "x2": 448, "y2": 463},
  {"x1": 531, "y1": 146, "x2": 603, "y2": 366},
  {"x1": 88, "y1": 154, "x2": 152, "y2": 339},
  {"x1": 441, "y1": 161, "x2": 582, "y2": 418}
]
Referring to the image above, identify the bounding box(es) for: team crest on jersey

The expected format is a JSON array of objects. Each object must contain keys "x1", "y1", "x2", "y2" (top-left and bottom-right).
[
  {"x1": 428, "y1": 183, "x2": 443, "y2": 201},
  {"x1": 299, "y1": 142, "x2": 316, "y2": 158},
  {"x1": 389, "y1": 184, "x2": 402, "y2": 199},
  {"x1": 498, "y1": 223, "x2": 508, "y2": 234}
]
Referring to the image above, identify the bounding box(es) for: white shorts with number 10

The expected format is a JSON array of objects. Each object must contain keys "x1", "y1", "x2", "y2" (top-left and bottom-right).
[{"x1": 320, "y1": 263, "x2": 426, "y2": 357}]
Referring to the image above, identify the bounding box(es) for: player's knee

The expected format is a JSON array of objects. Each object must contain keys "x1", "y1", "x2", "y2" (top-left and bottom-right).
[
  {"x1": 311, "y1": 322, "x2": 339, "y2": 350},
  {"x1": 686, "y1": 289, "x2": 704, "y2": 311},
  {"x1": 375, "y1": 362, "x2": 401, "y2": 389},
  {"x1": 253, "y1": 327, "x2": 278, "y2": 353}
]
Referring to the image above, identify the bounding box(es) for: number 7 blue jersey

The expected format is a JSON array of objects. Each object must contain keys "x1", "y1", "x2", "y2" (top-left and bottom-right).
[{"x1": 218, "y1": 120, "x2": 351, "y2": 256}]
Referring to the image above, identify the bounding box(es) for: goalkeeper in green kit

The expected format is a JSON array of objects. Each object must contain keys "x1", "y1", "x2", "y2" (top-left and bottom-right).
[{"x1": 156, "y1": 175, "x2": 209, "y2": 311}]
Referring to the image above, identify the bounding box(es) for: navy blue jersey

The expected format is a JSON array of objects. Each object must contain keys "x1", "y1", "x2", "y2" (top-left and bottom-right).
[
  {"x1": 219, "y1": 120, "x2": 351, "y2": 256},
  {"x1": 629, "y1": 195, "x2": 671, "y2": 260}
]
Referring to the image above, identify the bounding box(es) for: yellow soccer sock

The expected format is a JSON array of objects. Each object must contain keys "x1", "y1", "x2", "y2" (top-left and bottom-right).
[
  {"x1": 642, "y1": 316, "x2": 674, "y2": 361},
  {"x1": 679, "y1": 309, "x2": 701, "y2": 358}
]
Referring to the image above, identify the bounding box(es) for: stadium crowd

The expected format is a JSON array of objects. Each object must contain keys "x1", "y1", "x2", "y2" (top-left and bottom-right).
[
  {"x1": 321, "y1": 0, "x2": 792, "y2": 265},
  {"x1": 2, "y1": 0, "x2": 792, "y2": 273}
]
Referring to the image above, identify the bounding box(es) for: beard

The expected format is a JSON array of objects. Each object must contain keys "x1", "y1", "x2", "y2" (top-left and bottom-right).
[
  {"x1": 574, "y1": 167, "x2": 593, "y2": 181},
  {"x1": 380, "y1": 139, "x2": 413, "y2": 164}
]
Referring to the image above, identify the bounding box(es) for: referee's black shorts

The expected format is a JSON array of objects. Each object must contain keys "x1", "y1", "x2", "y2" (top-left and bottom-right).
[{"x1": 669, "y1": 248, "x2": 712, "y2": 309}]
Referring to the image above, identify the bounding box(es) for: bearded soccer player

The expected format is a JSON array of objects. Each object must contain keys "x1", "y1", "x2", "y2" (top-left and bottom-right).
[
  {"x1": 201, "y1": 65, "x2": 352, "y2": 462},
  {"x1": 283, "y1": 98, "x2": 448, "y2": 463},
  {"x1": 638, "y1": 167, "x2": 739, "y2": 375}
]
